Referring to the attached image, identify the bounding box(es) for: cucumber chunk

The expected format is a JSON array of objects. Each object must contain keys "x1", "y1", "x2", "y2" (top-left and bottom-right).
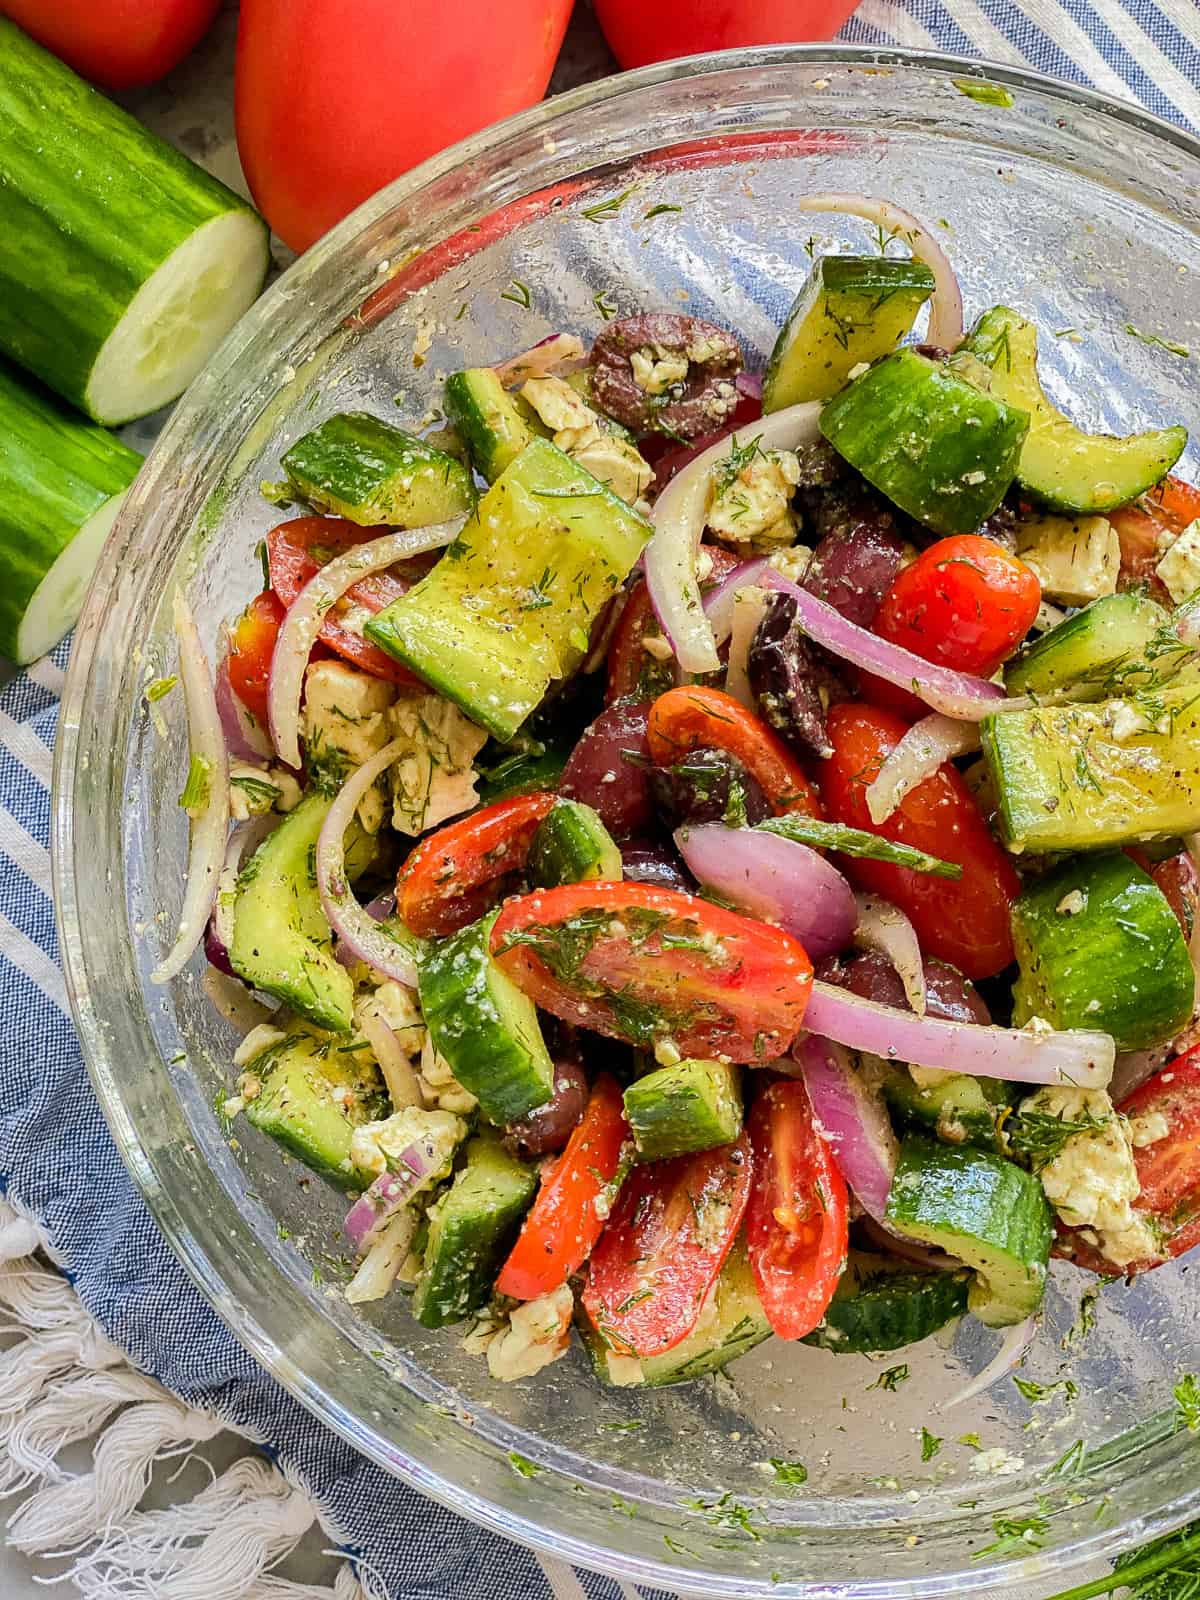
[
  {"x1": 0, "y1": 358, "x2": 142, "y2": 663},
  {"x1": 477, "y1": 741, "x2": 569, "y2": 804},
  {"x1": 623, "y1": 1059, "x2": 743, "y2": 1161},
  {"x1": 884, "y1": 1135, "x2": 1052, "y2": 1327},
  {"x1": 412, "y1": 1133, "x2": 537, "y2": 1328},
  {"x1": 243, "y1": 1029, "x2": 385, "y2": 1190},
  {"x1": 281, "y1": 412, "x2": 475, "y2": 527},
  {"x1": 445, "y1": 367, "x2": 540, "y2": 483},
  {"x1": 230, "y1": 795, "x2": 353, "y2": 1033},
  {"x1": 1004, "y1": 590, "x2": 1170, "y2": 700},
  {"x1": 528, "y1": 799, "x2": 622, "y2": 888},
  {"x1": 0, "y1": 20, "x2": 269, "y2": 425},
  {"x1": 982, "y1": 684, "x2": 1200, "y2": 852},
  {"x1": 819, "y1": 348, "x2": 1029, "y2": 536},
  {"x1": 803, "y1": 1250, "x2": 969, "y2": 1353},
  {"x1": 764, "y1": 254, "x2": 935, "y2": 411},
  {"x1": 879, "y1": 1063, "x2": 1015, "y2": 1151},
  {"x1": 417, "y1": 909, "x2": 555, "y2": 1125},
  {"x1": 1011, "y1": 851, "x2": 1193, "y2": 1052},
  {"x1": 584, "y1": 1236, "x2": 770, "y2": 1385},
  {"x1": 963, "y1": 306, "x2": 1186, "y2": 513},
  {"x1": 365, "y1": 438, "x2": 651, "y2": 741}
]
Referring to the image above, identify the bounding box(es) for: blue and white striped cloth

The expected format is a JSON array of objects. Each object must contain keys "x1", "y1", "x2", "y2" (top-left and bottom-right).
[{"x1": 2, "y1": 8, "x2": 1200, "y2": 1596}]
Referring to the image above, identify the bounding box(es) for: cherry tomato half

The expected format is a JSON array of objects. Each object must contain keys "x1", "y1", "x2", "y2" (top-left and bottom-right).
[
  {"x1": 1108, "y1": 474, "x2": 1200, "y2": 602},
  {"x1": 605, "y1": 581, "x2": 676, "y2": 706},
  {"x1": 490, "y1": 882, "x2": 814, "y2": 1063},
  {"x1": 1127, "y1": 847, "x2": 1199, "y2": 943},
  {"x1": 745, "y1": 1079, "x2": 848, "y2": 1340},
  {"x1": 225, "y1": 590, "x2": 285, "y2": 729},
  {"x1": 863, "y1": 535, "x2": 1041, "y2": 720},
  {"x1": 495, "y1": 1074, "x2": 631, "y2": 1302},
  {"x1": 397, "y1": 792, "x2": 556, "y2": 939},
  {"x1": 819, "y1": 703, "x2": 1020, "y2": 980},
  {"x1": 647, "y1": 686, "x2": 823, "y2": 817},
  {"x1": 583, "y1": 1132, "x2": 753, "y2": 1357}
]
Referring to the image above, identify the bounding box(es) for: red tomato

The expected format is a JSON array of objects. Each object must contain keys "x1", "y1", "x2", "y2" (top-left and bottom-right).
[
  {"x1": 226, "y1": 590, "x2": 285, "y2": 729},
  {"x1": 267, "y1": 516, "x2": 428, "y2": 685},
  {"x1": 2, "y1": 0, "x2": 220, "y2": 89},
  {"x1": 496, "y1": 1075, "x2": 631, "y2": 1302},
  {"x1": 745, "y1": 1079, "x2": 848, "y2": 1340},
  {"x1": 235, "y1": 0, "x2": 573, "y2": 252},
  {"x1": 646, "y1": 686, "x2": 823, "y2": 817},
  {"x1": 397, "y1": 792, "x2": 556, "y2": 939},
  {"x1": 819, "y1": 703, "x2": 1020, "y2": 980},
  {"x1": 1109, "y1": 473, "x2": 1200, "y2": 601},
  {"x1": 594, "y1": 0, "x2": 859, "y2": 70},
  {"x1": 605, "y1": 582, "x2": 677, "y2": 706},
  {"x1": 1126, "y1": 847, "x2": 1199, "y2": 942},
  {"x1": 863, "y1": 535, "x2": 1041, "y2": 720},
  {"x1": 490, "y1": 882, "x2": 814, "y2": 1063},
  {"x1": 583, "y1": 1133, "x2": 753, "y2": 1357}
]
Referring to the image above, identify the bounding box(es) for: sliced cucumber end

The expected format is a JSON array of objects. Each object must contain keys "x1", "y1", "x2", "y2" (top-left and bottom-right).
[
  {"x1": 84, "y1": 209, "x2": 270, "y2": 426},
  {"x1": 11, "y1": 486, "x2": 129, "y2": 665}
]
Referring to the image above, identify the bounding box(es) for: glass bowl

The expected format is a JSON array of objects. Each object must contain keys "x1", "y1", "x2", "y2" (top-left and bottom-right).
[{"x1": 54, "y1": 46, "x2": 1200, "y2": 1599}]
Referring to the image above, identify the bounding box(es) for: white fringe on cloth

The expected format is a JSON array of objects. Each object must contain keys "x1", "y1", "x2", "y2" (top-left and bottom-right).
[{"x1": 0, "y1": 1197, "x2": 372, "y2": 1600}]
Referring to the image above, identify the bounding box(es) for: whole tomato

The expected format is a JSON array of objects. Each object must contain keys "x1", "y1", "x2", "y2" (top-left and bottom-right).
[
  {"x1": 594, "y1": 0, "x2": 860, "y2": 70},
  {"x1": 0, "y1": 0, "x2": 221, "y2": 88},
  {"x1": 235, "y1": 0, "x2": 573, "y2": 252}
]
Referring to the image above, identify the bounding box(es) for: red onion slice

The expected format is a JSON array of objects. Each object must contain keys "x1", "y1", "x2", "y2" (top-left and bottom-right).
[
  {"x1": 356, "y1": 1005, "x2": 423, "y2": 1110},
  {"x1": 345, "y1": 1208, "x2": 421, "y2": 1305},
  {"x1": 724, "y1": 583, "x2": 773, "y2": 712},
  {"x1": 152, "y1": 592, "x2": 231, "y2": 985},
  {"x1": 759, "y1": 569, "x2": 1027, "y2": 722},
  {"x1": 804, "y1": 980, "x2": 1115, "y2": 1089},
  {"x1": 202, "y1": 965, "x2": 273, "y2": 1036},
  {"x1": 795, "y1": 193, "x2": 964, "y2": 348},
  {"x1": 703, "y1": 555, "x2": 771, "y2": 647},
  {"x1": 674, "y1": 823, "x2": 857, "y2": 960},
  {"x1": 858, "y1": 1216, "x2": 961, "y2": 1273},
  {"x1": 853, "y1": 894, "x2": 926, "y2": 1016},
  {"x1": 315, "y1": 739, "x2": 420, "y2": 987},
  {"x1": 215, "y1": 646, "x2": 273, "y2": 762},
  {"x1": 345, "y1": 1146, "x2": 441, "y2": 1254},
  {"x1": 493, "y1": 333, "x2": 587, "y2": 388},
  {"x1": 646, "y1": 403, "x2": 823, "y2": 675},
  {"x1": 796, "y1": 1035, "x2": 898, "y2": 1222},
  {"x1": 268, "y1": 522, "x2": 463, "y2": 770},
  {"x1": 865, "y1": 714, "x2": 982, "y2": 825},
  {"x1": 940, "y1": 1315, "x2": 1038, "y2": 1411}
]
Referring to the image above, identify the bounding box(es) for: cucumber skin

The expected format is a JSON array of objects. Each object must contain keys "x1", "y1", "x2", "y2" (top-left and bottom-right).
[
  {"x1": 244, "y1": 1031, "x2": 384, "y2": 1191},
  {"x1": 879, "y1": 1063, "x2": 1014, "y2": 1152},
  {"x1": 528, "y1": 799, "x2": 622, "y2": 888},
  {"x1": 281, "y1": 413, "x2": 475, "y2": 527},
  {"x1": 1011, "y1": 852, "x2": 1193, "y2": 1052},
  {"x1": 0, "y1": 358, "x2": 141, "y2": 661},
  {"x1": 819, "y1": 348, "x2": 1028, "y2": 536},
  {"x1": 1004, "y1": 590, "x2": 1169, "y2": 699},
  {"x1": 445, "y1": 368, "x2": 536, "y2": 483},
  {"x1": 803, "y1": 1251, "x2": 969, "y2": 1354},
  {"x1": 623, "y1": 1059, "x2": 743, "y2": 1161},
  {"x1": 0, "y1": 19, "x2": 267, "y2": 419}
]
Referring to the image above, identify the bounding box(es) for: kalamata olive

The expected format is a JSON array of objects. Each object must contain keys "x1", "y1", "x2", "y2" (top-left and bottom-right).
[
  {"x1": 620, "y1": 839, "x2": 697, "y2": 893},
  {"x1": 748, "y1": 591, "x2": 835, "y2": 760},
  {"x1": 821, "y1": 948, "x2": 991, "y2": 1025},
  {"x1": 590, "y1": 313, "x2": 743, "y2": 439},
  {"x1": 559, "y1": 702, "x2": 655, "y2": 839},
  {"x1": 647, "y1": 746, "x2": 773, "y2": 831},
  {"x1": 504, "y1": 1053, "x2": 588, "y2": 1159},
  {"x1": 802, "y1": 490, "x2": 906, "y2": 628}
]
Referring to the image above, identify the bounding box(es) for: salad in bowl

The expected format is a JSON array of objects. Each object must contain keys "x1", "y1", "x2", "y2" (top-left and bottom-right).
[{"x1": 156, "y1": 191, "x2": 1200, "y2": 1398}]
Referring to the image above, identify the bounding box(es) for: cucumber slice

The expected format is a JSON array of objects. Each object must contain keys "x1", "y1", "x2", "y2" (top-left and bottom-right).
[
  {"x1": 964, "y1": 307, "x2": 1187, "y2": 514},
  {"x1": 885, "y1": 1135, "x2": 1052, "y2": 1327},
  {"x1": 412, "y1": 1133, "x2": 537, "y2": 1328},
  {"x1": 1004, "y1": 590, "x2": 1170, "y2": 700},
  {"x1": 243, "y1": 1029, "x2": 385, "y2": 1190},
  {"x1": 477, "y1": 741, "x2": 569, "y2": 804},
  {"x1": 763, "y1": 255, "x2": 935, "y2": 411},
  {"x1": 623, "y1": 1059, "x2": 743, "y2": 1161},
  {"x1": 1011, "y1": 851, "x2": 1193, "y2": 1052},
  {"x1": 803, "y1": 1250, "x2": 969, "y2": 1353},
  {"x1": 0, "y1": 358, "x2": 142, "y2": 663},
  {"x1": 281, "y1": 413, "x2": 475, "y2": 528},
  {"x1": 0, "y1": 20, "x2": 269, "y2": 425},
  {"x1": 445, "y1": 368, "x2": 540, "y2": 483},
  {"x1": 756, "y1": 815, "x2": 962, "y2": 880},
  {"x1": 981, "y1": 684, "x2": 1200, "y2": 852},
  {"x1": 819, "y1": 348, "x2": 1029, "y2": 536},
  {"x1": 528, "y1": 799, "x2": 622, "y2": 888},
  {"x1": 879, "y1": 1063, "x2": 1015, "y2": 1151},
  {"x1": 230, "y1": 795, "x2": 354, "y2": 1033},
  {"x1": 366, "y1": 438, "x2": 651, "y2": 741},
  {"x1": 584, "y1": 1236, "x2": 771, "y2": 1385},
  {"x1": 417, "y1": 909, "x2": 555, "y2": 1125}
]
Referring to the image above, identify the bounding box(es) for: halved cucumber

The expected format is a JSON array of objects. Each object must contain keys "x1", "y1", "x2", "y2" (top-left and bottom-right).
[
  {"x1": 803, "y1": 1250, "x2": 969, "y2": 1353},
  {"x1": 963, "y1": 306, "x2": 1186, "y2": 513},
  {"x1": 243, "y1": 1029, "x2": 385, "y2": 1191},
  {"x1": 0, "y1": 359, "x2": 142, "y2": 663},
  {"x1": 0, "y1": 20, "x2": 269, "y2": 425},
  {"x1": 281, "y1": 413, "x2": 476, "y2": 527},
  {"x1": 885, "y1": 1135, "x2": 1052, "y2": 1327},
  {"x1": 445, "y1": 367, "x2": 541, "y2": 483},
  {"x1": 417, "y1": 909, "x2": 555, "y2": 1125},
  {"x1": 879, "y1": 1063, "x2": 1014, "y2": 1152},
  {"x1": 528, "y1": 799, "x2": 622, "y2": 888},
  {"x1": 623, "y1": 1058, "x2": 743, "y2": 1161},
  {"x1": 1011, "y1": 851, "x2": 1193, "y2": 1052},
  {"x1": 819, "y1": 348, "x2": 1029, "y2": 536},
  {"x1": 1004, "y1": 590, "x2": 1170, "y2": 700},
  {"x1": 763, "y1": 254, "x2": 935, "y2": 411},
  {"x1": 477, "y1": 740, "x2": 570, "y2": 804}
]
